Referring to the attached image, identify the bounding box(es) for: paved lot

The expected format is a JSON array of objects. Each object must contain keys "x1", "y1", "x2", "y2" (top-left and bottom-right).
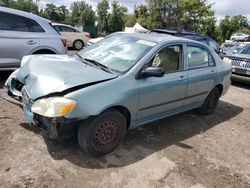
[{"x1": 0, "y1": 70, "x2": 250, "y2": 188}]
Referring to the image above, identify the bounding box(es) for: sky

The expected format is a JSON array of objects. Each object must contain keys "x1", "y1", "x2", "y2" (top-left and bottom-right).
[{"x1": 39, "y1": 0, "x2": 250, "y2": 22}]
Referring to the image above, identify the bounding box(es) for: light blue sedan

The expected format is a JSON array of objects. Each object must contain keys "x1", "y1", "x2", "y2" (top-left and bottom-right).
[{"x1": 3, "y1": 33, "x2": 231, "y2": 157}]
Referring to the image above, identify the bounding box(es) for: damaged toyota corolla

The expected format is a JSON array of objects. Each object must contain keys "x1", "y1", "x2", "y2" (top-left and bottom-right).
[{"x1": 2, "y1": 33, "x2": 231, "y2": 157}]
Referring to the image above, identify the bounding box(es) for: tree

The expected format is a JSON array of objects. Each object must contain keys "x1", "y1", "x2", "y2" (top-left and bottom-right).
[
  {"x1": 0, "y1": 0, "x2": 39, "y2": 14},
  {"x1": 0, "y1": 0, "x2": 15, "y2": 6},
  {"x1": 69, "y1": 1, "x2": 95, "y2": 27},
  {"x1": 109, "y1": 0, "x2": 128, "y2": 32},
  {"x1": 146, "y1": 0, "x2": 180, "y2": 29},
  {"x1": 43, "y1": 3, "x2": 59, "y2": 21},
  {"x1": 179, "y1": 0, "x2": 216, "y2": 34},
  {"x1": 125, "y1": 4, "x2": 151, "y2": 28},
  {"x1": 57, "y1": 5, "x2": 69, "y2": 22},
  {"x1": 218, "y1": 15, "x2": 249, "y2": 42},
  {"x1": 97, "y1": 0, "x2": 110, "y2": 34}
]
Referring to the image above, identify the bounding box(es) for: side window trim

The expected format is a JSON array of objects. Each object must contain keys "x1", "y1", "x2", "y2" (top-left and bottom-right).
[
  {"x1": 0, "y1": 11, "x2": 45, "y2": 33},
  {"x1": 186, "y1": 44, "x2": 215, "y2": 71},
  {"x1": 146, "y1": 43, "x2": 185, "y2": 74}
]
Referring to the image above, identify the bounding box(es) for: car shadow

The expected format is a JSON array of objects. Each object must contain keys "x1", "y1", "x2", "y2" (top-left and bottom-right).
[
  {"x1": 232, "y1": 81, "x2": 250, "y2": 90},
  {"x1": 0, "y1": 71, "x2": 12, "y2": 89},
  {"x1": 20, "y1": 100, "x2": 243, "y2": 169}
]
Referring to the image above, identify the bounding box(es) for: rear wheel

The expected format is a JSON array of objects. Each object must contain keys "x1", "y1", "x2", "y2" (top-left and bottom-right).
[
  {"x1": 77, "y1": 110, "x2": 127, "y2": 157},
  {"x1": 198, "y1": 87, "x2": 220, "y2": 115},
  {"x1": 73, "y1": 40, "x2": 84, "y2": 50}
]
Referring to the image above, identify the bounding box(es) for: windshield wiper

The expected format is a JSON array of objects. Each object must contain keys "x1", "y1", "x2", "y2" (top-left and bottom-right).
[
  {"x1": 83, "y1": 58, "x2": 112, "y2": 73},
  {"x1": 75, "y1": 54, "x2": 90, "y2": 66}
]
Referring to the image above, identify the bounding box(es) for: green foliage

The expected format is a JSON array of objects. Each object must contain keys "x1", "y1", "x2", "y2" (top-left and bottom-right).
[
  {"x1": 42, "y1": 3, "x2": 59, "y2": 21},
  {"x1": 97, "y1": 0, "x2": 110, "y2": 34},
  {"x1": 69, "y1": 1, "x2": 95, "y2": 27},
  {"x1": 146, "y1": 0, "x2": 180, "y2": 29},
  {"x1": 1, "y1": 0, "x2": 250, "y2": 42},
  {"x1": 109, "y1": 0, "x2": 128, "y2": 32},
  {"x1": 0, "y1": 0, "x2": 39, "y2": 14},
  {"x1": 218, "y1": 15, "x2": 249, "y2": 42},
  {"x1": 180, "y1": 0, "x2": 216, "y2": 34},
  {"x1": 125, "y1": 4, "x2": 151, "y2": 28}
]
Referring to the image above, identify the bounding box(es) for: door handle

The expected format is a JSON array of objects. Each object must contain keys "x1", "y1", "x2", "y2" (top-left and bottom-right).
[
  {"x1": 179, "y1": 75, "x2": 185, "y2": 81},
  {"x1": 211, "y1": 70, "x2": 215, "y2": 73},
  {"x1": 27, "y1": 40, "x2": 37, "y2": 45}
]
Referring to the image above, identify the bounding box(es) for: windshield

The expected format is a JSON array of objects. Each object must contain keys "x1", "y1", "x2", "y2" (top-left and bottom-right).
[
  {"x1": 78, "y1": 34, "x2": 156, "y2": 72},
  {"x1": 239, "y1": 45, "x2": 250, "y2": 54}
]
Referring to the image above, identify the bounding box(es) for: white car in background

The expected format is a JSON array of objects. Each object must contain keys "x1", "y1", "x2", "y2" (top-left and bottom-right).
[
  {"x1": 52, "y1": 23, "x2": 90, "y2": 50},
  {"x1": 86, "y1": 37, "x2": 104, "y2": 46},
  {"x1": 0, "y1": 7, "x2": 67, "y2": 71},
  {"x1": 230, "y1": 33, "x2": 249, "y2": 41}
]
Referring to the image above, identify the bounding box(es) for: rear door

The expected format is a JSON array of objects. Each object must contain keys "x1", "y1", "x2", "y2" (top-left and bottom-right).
[
  {"x1": 0, "y1": 11, "x2": 40, "y2": 69},
  {"x1": 184, "y1": 45, "x2": 217, "y2": 108}
]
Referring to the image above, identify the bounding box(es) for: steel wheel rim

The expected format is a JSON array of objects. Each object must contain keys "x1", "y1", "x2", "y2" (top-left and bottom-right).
[
  {"x1": 93, "y1": 120, "x2": 119, "y2": 149},
  {"x1": 208, "y1": 92, "x2": 217, "y2": 109}
]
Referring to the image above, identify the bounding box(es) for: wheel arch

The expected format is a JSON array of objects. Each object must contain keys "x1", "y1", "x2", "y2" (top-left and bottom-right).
[
  {"x1": 215, "y1": 84, "x2": 223, "y2": 96},
  {"x1": 32, "y1": 49, "x2": 56, "y2": 54},
  {"x1": 102, "y1": 105, "x2": 131, "y2": 129}
]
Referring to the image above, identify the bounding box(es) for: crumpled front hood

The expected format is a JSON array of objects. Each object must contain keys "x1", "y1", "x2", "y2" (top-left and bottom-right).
[{"x1": 17, "y1": 55, "x2": 117, "y2": 99}]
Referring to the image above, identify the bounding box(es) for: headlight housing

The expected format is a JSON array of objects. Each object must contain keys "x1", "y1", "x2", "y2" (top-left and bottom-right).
[
  {"x1": 31, "y1": 97, "x2": 77, "y2": 117},
  {"x1": 223, "y1": 57, "x2": 232, "y2": 64}
]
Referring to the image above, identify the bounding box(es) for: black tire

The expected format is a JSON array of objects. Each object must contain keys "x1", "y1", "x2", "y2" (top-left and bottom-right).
[
  {"x1": 73, "y1": 40, "x2": 84, "y2": 50},
  {"x1": 198, "y1": 87, "x2": 220, "y2": 115},
  {"x1": 77, "y1": 110, "x2": 127, "y2": 157}
]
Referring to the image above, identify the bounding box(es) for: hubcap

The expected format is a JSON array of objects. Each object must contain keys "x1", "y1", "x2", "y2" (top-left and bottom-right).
[
  {"x1": 75, "y1": 41, "x2": 83, "y2": 49},
  {"x1": 208, "y1": 93, "x2": 217, "y2": 109},
  {"x1": 93, "y1": 120, "x2": 118, "y2": 148}
]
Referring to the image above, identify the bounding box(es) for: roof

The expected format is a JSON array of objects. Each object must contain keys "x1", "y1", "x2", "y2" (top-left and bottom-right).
[
  {"x1": 152, "y1": 29, "x2": 197, "y2": 35},
  {"x1": 0, "y1": 6, "x2": 50, "y2": 23},
  {"x1": 114, "y1": 32, "x2": 203, "y2": 45}
]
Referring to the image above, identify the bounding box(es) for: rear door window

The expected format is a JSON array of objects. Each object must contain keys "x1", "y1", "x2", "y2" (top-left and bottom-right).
[
  {"x1": 0, "y1": 12, "x2": 45, "y2": 32},
  {"x1": 187, "y1": 46, "x2": 214, "y2": 69}
]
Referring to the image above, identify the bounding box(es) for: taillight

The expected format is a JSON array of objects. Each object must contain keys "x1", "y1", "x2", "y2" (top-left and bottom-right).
[
  {"x1": 85, "y1": 34, "x2": 91, "y2": 38},
  {"x1": 61, "y1": 39, "x2": 67, "y2": 47}
]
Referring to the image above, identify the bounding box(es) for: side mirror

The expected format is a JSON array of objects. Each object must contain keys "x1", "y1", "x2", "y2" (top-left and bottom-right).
[
  {"x1": 141, "y1": 67, "x2": 165, "y2": 78},
  {"x1": 219, "y1": 48, "x2": 223, "y2": 53}
]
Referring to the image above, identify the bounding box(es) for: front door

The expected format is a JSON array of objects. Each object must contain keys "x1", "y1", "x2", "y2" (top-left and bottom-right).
[{"x1": 137, "y1": 44, "x2": 188, "y2": 125}]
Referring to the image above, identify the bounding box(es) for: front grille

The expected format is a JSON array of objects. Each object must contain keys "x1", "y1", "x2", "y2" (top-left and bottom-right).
[
  {"x1": 21, "y1": 87, "x2": 31, "y2": 107},
  {"x1": 231, "y1": 59, "x2": 250, "y2": 68}
]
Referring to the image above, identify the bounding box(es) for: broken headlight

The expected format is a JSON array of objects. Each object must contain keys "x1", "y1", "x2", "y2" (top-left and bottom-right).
[{"x1": 31, "y1": 97, "x2": 77, "y2": 117}]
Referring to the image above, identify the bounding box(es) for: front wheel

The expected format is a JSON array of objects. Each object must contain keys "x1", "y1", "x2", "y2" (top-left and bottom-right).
[
  {"x1": 77, "y1": 110, "x2": 127, "y2": 157},
  {"x1": 198, "y1": 87, "x2": 220, "y2": 115}
]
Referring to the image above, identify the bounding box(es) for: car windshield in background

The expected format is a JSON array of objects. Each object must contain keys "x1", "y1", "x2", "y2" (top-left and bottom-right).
[
  {"x1": 77, "y1": 35, "x2": 156, "y2": 72},
  {"x1": 239, "y1": 45, "x2": 250, "y2": 54}
]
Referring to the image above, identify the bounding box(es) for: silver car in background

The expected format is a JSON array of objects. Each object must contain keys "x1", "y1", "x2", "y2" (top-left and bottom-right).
[{"x1": 0, "y1": 6, "x2": 67, "y2": 71}]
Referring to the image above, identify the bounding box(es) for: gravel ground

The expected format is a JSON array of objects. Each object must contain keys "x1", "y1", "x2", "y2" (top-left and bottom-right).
[{"x1": 0, "y1": 70, "x2": 250, "y2": 188}]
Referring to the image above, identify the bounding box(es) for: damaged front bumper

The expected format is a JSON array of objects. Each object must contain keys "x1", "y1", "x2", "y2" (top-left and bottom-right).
[{"x1": 1, "y1": 79, "x2": 78, "y2": 139}]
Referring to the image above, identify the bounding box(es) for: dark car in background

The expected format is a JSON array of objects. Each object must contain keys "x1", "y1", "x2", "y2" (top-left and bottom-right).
[
  {"x1": 152, "y1": 29, "x2": 224, "y2": 58},
  {"x1": 224, "y1": 44, "x2": 250, "y2": 83}
]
